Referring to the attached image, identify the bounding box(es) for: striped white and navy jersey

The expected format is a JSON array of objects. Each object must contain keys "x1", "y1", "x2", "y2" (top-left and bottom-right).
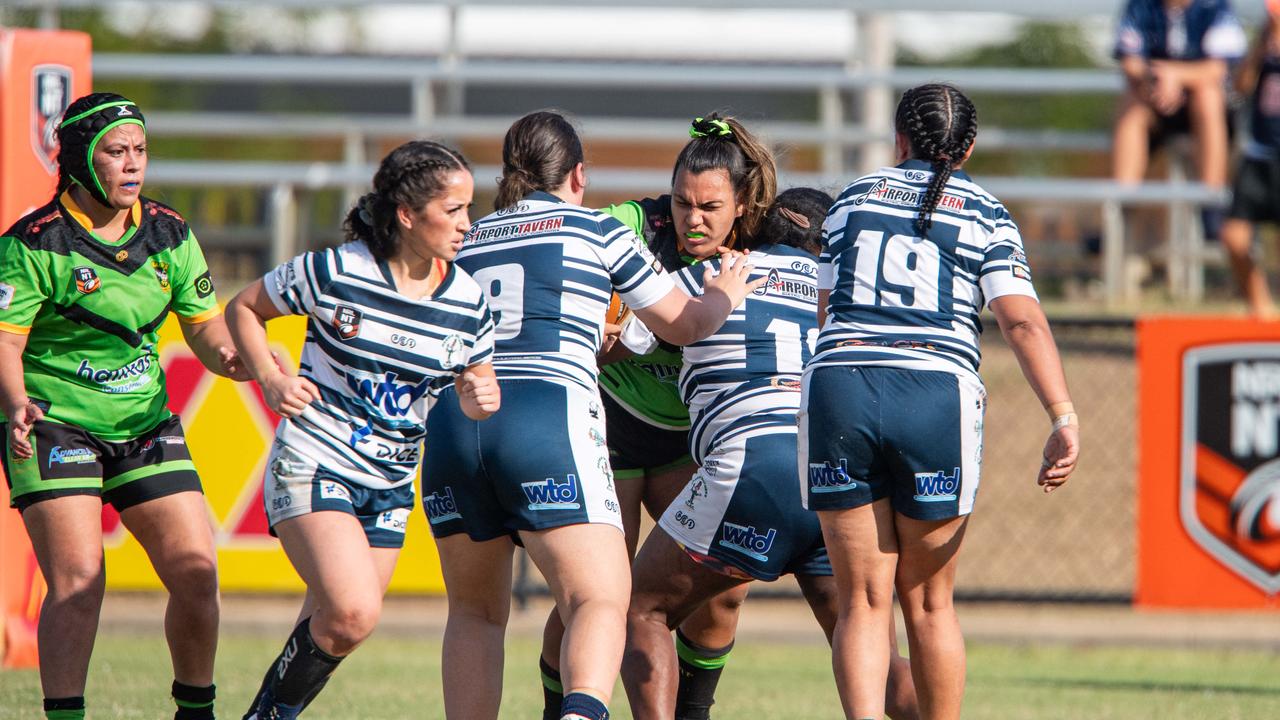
[
  {"x1": 810, "y1": 160, "x2": 1037, "y2": 383},
  {"x1": 621, "y1": 244, "x2": 818, "y2": 463},
  {"x1": 264, "y1": 240, "x2": 495, "y2": 489},
  {"x1": 456, "y1": 191, "x2": 674, "y2": 392}
]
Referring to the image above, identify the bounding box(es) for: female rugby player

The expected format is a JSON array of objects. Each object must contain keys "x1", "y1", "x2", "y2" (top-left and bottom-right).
[
  {"x1": 422, "y1": 110, "x2": 762, "y2": 720},
  {"x1": 227, "y1": 140, "x2": 500, "y2": 720},
  {"x1": 0, "y1": 92, "x2": 247, "y2": 720},
  {"x1": 802, "y1": 83, "x2": 1079, "y2": 719},
  {"x1": 618, "y1": 188, "x2": 918, "y2": 720},
  {"x1": 541, "y1": 113, "x2": 776, "y2": 720}
]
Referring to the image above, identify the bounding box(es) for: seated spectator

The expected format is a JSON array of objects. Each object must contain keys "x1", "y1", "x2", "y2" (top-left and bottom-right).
[
  {"x1": 1112, "y1": 0, "x2": 1247, "y2": 242},
  {"x1": 1221, "y1": 2, "x2": 1280, "y2": 318}
]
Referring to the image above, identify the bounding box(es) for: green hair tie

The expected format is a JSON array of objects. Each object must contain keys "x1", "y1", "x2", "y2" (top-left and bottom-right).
[{"x1": 689, "y1": 117, "x2": 733, "y2": 139}]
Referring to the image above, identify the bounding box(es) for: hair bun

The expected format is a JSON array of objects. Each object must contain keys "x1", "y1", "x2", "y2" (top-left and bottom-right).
[{"x1": 689, "y1": 116, "x2": 733, "y2": 139}]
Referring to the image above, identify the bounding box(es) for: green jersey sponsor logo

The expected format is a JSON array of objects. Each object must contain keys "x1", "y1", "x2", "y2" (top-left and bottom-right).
[
  {"x1": 75, "y1": 346, "x2": 156, "y2": 393},
  {"x1": 0, "y1": 281, "x2": 13, "y2": 309}
]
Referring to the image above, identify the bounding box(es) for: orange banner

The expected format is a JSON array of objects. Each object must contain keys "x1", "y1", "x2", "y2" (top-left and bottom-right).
[
  {"x1": 0, "y1": 27, "x2": 91, "y2": 669},
  {"x1": 1137, "y1": 316, "x2": 1280, "y2": 608}
]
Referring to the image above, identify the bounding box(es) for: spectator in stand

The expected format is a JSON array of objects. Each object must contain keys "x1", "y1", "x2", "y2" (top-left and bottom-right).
[
  {"x1": 1221, "y1": 2, "x2": 1280, "y2": 318},
  {"x1": 1111, "y1": 0, "x2": 1247, "y2": 243}
]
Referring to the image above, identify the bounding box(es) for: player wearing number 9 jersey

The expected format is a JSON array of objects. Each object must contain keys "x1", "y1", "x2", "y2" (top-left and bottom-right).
[
  {"x1": 422, "y1": 111, "x2": 763, "y2": 720},
  {"x1": 801, "y1": 84, "x2": 1080, "y2": 720}
]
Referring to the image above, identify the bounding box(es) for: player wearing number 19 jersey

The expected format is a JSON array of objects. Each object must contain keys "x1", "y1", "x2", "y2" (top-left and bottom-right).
[{"x1": 800, "y1": 157, "x2": 1038, "y2": 520}]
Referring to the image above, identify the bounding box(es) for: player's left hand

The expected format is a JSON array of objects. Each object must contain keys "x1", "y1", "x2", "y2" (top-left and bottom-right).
[
  {"x1": 1038, "y1": 423, "x2": 1079, "y2": 493},
  {"x1": 458, "y1": 369, "x2": 501, "y2": 420}
]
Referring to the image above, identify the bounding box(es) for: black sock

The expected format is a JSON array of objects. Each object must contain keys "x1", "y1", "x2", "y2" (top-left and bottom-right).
[
  {"x1": 540, "y1": 655, "x2": 564, "y2": 720},
  {"x1": 247, "y1": 617, "x2": 344, "y2": 716},
  {"x1": 674, "y1": 629, "x2": 734, "y2": 720},
  {"x1": 172, "y1": 681, "x2": 215, "y2": 720},
  {"x1": 43, "y1": 697, "x2": 85, "y2": 720}
]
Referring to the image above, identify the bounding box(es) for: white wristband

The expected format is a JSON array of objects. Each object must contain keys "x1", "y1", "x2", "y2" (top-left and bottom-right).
[{"x1": 1052, "y1": 413, "x2": 1078, "y2": 431}]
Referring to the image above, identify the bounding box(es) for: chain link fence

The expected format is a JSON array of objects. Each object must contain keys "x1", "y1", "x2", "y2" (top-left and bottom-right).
[
  {"x1": 513, "y1": 318, "x2": 1139, "y2": 605},
  {"x1": 958, "y1": 317, "x2": 1135, "y2": 602}
]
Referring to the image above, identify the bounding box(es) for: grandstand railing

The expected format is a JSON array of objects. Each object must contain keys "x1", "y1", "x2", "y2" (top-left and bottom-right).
[{"x1": 100, "y1": 50, "x2": 1223, "y2": 305}]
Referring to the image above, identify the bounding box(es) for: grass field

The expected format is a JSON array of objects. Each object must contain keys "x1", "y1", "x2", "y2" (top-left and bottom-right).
[{"x1": 1, "y1": 629, "x2": 1278, "y2": 719}]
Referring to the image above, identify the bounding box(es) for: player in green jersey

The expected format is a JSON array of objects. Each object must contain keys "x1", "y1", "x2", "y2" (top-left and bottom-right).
[
  {"x1": 539, "y1": 114, "x2": 776, "y2": 720},
  {"x1": 0, "y1": 93, "x2": 251, "y2": 720}
]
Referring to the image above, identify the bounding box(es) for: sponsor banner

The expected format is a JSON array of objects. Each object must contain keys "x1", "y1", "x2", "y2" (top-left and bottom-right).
[
  {"x1": 1137, "y1": 316, "x2": 1280, "y2": 608},
  {"x1": 0, "y1": 28, "x2": 91, "y2": 669},
  {"x1": 97, "y1": 314, "x2": 446, "y2": 594}
]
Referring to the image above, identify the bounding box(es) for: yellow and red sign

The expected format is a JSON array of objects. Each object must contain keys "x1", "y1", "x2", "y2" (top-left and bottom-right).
[
  {"x1": 1138, "y1": 316, "x2": 1280, "y2": 608},
  {"x1": 101, "y1": 315, "x2": 447, "y2": 593}
]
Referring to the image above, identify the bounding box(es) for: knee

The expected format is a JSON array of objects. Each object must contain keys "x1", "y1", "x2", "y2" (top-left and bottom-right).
[
  {"x1": 901, "y1": 589, "x2": 954, "y2": 623},
  {"x1": 449, "y1": 592, "x2": 510, "y2": 629},
  {"x1": 709, "y1": 586, "x2": 748, "y2": 615},
  {"x1": 46, "y1": 558, "x2": 105, "y2": 611},
  {"x1": 626, "y1": 598, "x2": 669, "y2": 634},
  {"x1": 319, "y1": 600, "x2": 381, "y2": 652},
  {"x1": 166, "y1": 556, "x2": 220, "y2": 607}
]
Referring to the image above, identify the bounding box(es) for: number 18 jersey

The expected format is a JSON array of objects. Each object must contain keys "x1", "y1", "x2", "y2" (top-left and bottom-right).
[{"x1": 810, "y1": 160, "x2": 1037, "y2": 384}]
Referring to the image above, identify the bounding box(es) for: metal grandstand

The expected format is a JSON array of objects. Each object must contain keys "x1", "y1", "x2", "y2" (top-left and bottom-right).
[{"x1": 7, "y1": 0, "x2": 1268, "y2": 303}]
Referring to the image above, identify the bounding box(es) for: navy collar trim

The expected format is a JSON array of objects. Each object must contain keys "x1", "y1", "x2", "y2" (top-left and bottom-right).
[{"x1": 898, "y1": 158, "x2": 971, "y2": 183}]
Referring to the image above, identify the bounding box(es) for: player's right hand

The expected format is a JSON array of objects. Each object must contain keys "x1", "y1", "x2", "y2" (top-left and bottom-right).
[
  {"x1": 1038, "y1": 423, "x2": 1079, "y2": 493},
  {"x1": 261, "y1": 373, "x2": 320, "y2": 418},
  {"x1": 6, "y1": 399, "x2": 44, "y2": 459},
  {"x1": 704, "y1": 250, "x2": 765, "y2": 307}
]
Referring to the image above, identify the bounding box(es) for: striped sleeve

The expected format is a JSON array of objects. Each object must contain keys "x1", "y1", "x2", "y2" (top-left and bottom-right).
[
  {"x1": 596, "y1": 215, "x2": 674, "y2": 310},
  {"x1": 978, "y1": 210, "x2": 1037, "y2": 307},
  {"x1": 468, "y1": 298, "x2": 496, "y2": 366},
  {"x1": 264, "y1": 249, "x2": 327, "y2": 316}
]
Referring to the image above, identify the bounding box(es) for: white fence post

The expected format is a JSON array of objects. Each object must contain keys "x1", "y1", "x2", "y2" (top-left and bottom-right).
[
  {"x1": 270, "y1": 183, "x2": 298, "y2": 269},
  {"x1": 856, "y1": 11, "x2": 894, "y2": 174}
]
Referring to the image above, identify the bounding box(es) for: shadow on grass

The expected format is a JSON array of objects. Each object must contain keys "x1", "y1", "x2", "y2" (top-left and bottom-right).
[{"x1": 973, "y1": 675, "x2": 1280, "y2": 697}]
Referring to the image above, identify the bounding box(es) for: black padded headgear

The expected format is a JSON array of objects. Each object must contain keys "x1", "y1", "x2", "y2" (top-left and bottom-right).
[{"x1": 56, "y1": 92, "x2": 146, "y2": 208}]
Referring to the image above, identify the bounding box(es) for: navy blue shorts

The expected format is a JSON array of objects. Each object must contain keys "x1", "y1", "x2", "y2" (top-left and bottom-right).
[
  {"x1": 659, "y1": 429, "x2": 830, "y2": 582},
  {"x1": 798, "y1": 365, "x2": 985, "y2": 521},
  {"x1": 422, "y1": 379, "x2": 623, "y2": 541},
  {"x1": 263, "y1": 441, "x2": 415, "y2": 549}
]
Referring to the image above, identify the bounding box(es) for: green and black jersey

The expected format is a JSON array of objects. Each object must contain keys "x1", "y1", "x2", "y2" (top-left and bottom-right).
[
  {"x1": 599, "y1": 196, "x2": 690, "y2": 431},
  {"x1": 0, "y1": 191, "x2": 219, "y2": 441}
]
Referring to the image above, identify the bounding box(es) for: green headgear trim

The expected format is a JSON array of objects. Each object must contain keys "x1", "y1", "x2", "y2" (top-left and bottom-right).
[
  {"x1": 85, "y1": 117, "x2": 146, "y2": 205},
  {"x1": 60, "y1": 100, "x2": 137, "y2": 129}
]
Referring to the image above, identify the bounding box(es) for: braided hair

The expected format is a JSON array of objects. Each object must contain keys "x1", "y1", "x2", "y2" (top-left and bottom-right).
[
  {"x1": 343, "y1": 140, "x2": 471, "y2": 260},
  {"x1": 495, "y1": 110, "x2": 583, "y2": 210},
  {"x1": 747, "y1": 187, "x2": 834, "y2": 256},
  {"x1": 894, "y1": 84, "x2": 978, "y2": 235},
  {"x1": 54, "y1": 92, "x2": 146, "y2": 207},
  {"x1": 673, "y1": 112, "x2": 777, "y2": 242}
]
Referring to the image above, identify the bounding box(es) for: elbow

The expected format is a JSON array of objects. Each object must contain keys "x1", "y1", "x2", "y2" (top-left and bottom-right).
[
  {"x1": 1001, "y1": 317, "x2": 1048, "y2": 346},
  {"x1": 656, "y1": 326, "x2": 696, "y2": 347}
]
